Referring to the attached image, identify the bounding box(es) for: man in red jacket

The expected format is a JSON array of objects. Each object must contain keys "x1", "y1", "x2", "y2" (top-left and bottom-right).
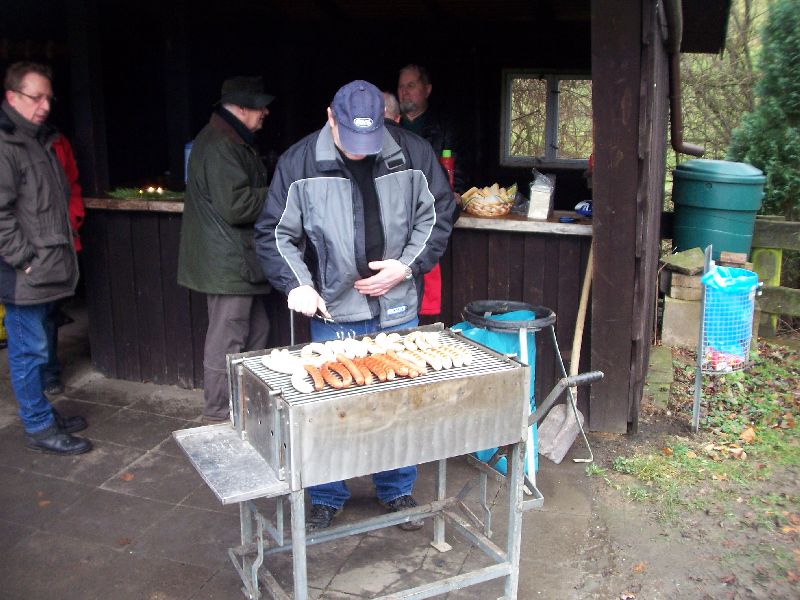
[{"x1": 41, "y1": 133, "x2": 84, "y2": 395}]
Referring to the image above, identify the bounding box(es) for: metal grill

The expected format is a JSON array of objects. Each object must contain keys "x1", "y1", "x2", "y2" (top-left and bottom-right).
[{"x1": 242, "y1": 329, "x2": 517, "y2": 405}]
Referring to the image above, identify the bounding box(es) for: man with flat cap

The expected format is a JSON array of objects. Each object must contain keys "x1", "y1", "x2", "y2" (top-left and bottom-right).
[
  {"x1": 255, "y1": 80, "x2": 455, "y2": 531},
  {"x1": 178, "y1": 76, "x2": 274, "y2": 424}
]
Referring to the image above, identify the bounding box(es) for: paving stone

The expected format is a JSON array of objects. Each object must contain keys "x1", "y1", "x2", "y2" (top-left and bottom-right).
[
  {"x1": 0, "y1": 425, "x2": 144, "y2": 486},
  {"x1": 86, "y1": 406, "x2": 195, "y2": 451},
  {"x1": 0, "y1": 530, "x2": 212, "y2": 600},
  {"x1": 132, "y1": 504, "x2": 242, "y2": 569},
  {"x1": 0, "y1": 518, "x2": 34, "y2": 555},
  {"x1": 0, "y1": 466, "x2": 91, "y2": 530},
  {"x1": 127, "y1": 387, "x2": 205, "y2": 421},
  {"x1": 47, "y1": 487, "x2": 175, "y2": 548},
  {"x1": 100, "y1": 449, "x2": 204, "y2": 504}
]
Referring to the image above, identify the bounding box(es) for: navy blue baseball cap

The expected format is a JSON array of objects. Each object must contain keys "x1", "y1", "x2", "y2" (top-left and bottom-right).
[{"x1": 331, "y1": 80, "x2": 385, "y2": 155}]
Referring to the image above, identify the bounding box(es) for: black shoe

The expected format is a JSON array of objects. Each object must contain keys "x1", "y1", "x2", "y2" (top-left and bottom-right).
[
  {"x1": 26, "y1": 426, "x2": 92, "y2": 455},
  {"x1": 306, "y1": 504, "x2": 340, "y2": 532},
  {"x1": 381, "y1": 495, "x2": 425, "y2": 531},
  {"x1": 53, "y1": 410, "x2": 88, "y2": 434},
  {"x1": 44, "y1": 380, "x2": 65, "y2": 395}
]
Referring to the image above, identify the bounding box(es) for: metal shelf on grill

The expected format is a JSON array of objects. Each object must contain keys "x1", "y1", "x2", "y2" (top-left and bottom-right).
[{"x1": 173, "y1": 424, "x2": 289, "y2": 504}]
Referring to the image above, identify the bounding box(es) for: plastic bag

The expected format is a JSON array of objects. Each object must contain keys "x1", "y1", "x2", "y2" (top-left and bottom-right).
[{"x1": 452, "y1": 310, "x2": 537, "y2": 474}]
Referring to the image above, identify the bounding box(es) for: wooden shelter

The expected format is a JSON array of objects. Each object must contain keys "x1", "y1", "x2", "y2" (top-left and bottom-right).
[{"x1": 2, "y1": 0, "x2": 731, "y2": 433}]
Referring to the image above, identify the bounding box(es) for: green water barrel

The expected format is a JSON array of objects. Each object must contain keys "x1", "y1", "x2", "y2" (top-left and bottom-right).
[{"x1": 672, "y1": 160, "x2": 765, "y2": 259}]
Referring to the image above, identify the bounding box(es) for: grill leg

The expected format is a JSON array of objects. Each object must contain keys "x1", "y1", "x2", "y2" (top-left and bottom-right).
[
  {"x1": 431, "y1": 459, "x2": 452, "y2": 552},
  {"x1": 290, "y1": 490, "x2": 309, "y2": 600},
  {"x1": 501, "y1": 442, "x2": 524, "y2": 599}
]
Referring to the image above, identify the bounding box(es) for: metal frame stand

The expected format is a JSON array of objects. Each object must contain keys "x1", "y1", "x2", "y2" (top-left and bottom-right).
[{"x1": 227, "y1": 443, "x2": 528, "y2": 600}]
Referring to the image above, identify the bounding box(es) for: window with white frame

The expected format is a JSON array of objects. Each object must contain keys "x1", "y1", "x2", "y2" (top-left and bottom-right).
[{"x1": 501, "y1": 70, "x2": 592, "y2": 168}]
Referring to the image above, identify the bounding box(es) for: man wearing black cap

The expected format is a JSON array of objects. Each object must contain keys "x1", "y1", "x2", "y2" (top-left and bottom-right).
[
  {"x1": 255, "y1": 80, "x2": 455, "y2": 532},
  {"x1": 178, "y1": 76, "x2": 274, "y2": 424}
]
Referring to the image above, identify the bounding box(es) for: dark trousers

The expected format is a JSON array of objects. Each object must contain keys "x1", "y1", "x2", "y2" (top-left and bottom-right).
[{"x1": 203, "y1": 294, "x2": 269, "y2": 419}]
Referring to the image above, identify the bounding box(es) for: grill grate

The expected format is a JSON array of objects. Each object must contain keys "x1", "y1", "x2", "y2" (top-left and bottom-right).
[{"x1": 242, "y1": 329, "x2": 517, "y2": 405}]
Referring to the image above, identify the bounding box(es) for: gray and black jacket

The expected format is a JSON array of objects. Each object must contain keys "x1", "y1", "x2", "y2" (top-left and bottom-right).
[
  {"x1": 255, "y1": 124, "x2": 455, "y2": 328},
  {"x1": 0, "y1": 102, "x2": 78, "y2": 305}
]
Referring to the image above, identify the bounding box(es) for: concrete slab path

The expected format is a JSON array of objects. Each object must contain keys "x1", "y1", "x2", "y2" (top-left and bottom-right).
[{"x1": 0, "y1": 301, "x2": 597, "y2": 599}]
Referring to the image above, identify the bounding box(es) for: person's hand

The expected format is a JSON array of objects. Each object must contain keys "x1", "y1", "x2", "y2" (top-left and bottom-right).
[
  {"x1": 287, "y1": 285, "x2": 330, "y2": 318},
  {"x1": 354, "y1": 259, "x2": 409, "y2": 297}
]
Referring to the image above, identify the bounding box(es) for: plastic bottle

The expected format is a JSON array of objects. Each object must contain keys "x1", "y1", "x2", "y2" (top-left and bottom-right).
[{"x1": 438, "y1": 149, "x2": 455, "y2": 190}]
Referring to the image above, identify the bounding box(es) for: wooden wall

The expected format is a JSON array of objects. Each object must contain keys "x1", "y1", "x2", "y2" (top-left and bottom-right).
[{"x1": 82, "y1": 208, "x2": 590, "y2": 413}]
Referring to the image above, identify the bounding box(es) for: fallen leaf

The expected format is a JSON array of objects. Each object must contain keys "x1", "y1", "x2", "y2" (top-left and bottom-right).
[
  {"x1": 788, "y1": 570, "x2": 800, "y2": 584},
  {"x1": 120, "y1": 472, "x2": 135, "y2": 482},
  {"x1": 781, "y1": 525, "x2": 800, "y2": 535},
  {"x1": 720, "y1": 574, "x2": 737, "y2": 585},
  {"x1": 740, "y1": 426, "x2": 756, "y2": 444},
  {"x1": 662, "y1": 447, "x2": 674, "y2": 457},
  {"x1": 788, "y1": 514, "x2": 800, "y2": 526},
  {"x1": 117, "y1": 537, "x2": 132, "y2": 546},
  {"x1": 633, "y1": 561, "x2": 647, "y2": 573},
  {"x1": 729, "y1": 448, "x2": 747, "y2": 460},
  {"x1": 37, "y1": 500, "x2": 51, "y2": 508},
  {"x1": 686, "y1": 450, "x2": 697, "y2": 459}
]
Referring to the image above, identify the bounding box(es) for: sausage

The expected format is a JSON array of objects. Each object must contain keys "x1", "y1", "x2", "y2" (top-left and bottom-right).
[
  {"x1": 303, "y1": 365, "x2": 325, "y2": 391},
  {"x1": 386, "y1": 350, "x2": 420, "y2": 378},
  {"x1": 320, "y1": 362, "x2": 352, "y2": 389},
  {"x1": 354, "y1": 357, "x2": 380, "y2": 383},
  {"x1": 376, "y1": 353, "x2": 409, "y2": 377},
  {"x1": 335, "y1": 353, "x2": 365, "y2": 385},
  {"x1": 364, "y1": 356, "x2": 392, "y2": 381},
  {"x1": 326, "y1": 361, "x2": 353, "y2": 388},
  {"x1": 397, "y1": 350, "x2": 427, "y2": 373},
  {"x1": 358, "y1": 363, "x2": 374, "y2": 385}
]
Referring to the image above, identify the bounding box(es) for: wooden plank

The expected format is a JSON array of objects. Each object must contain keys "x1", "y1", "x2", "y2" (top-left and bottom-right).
[
  {"x1": 752, "y1": 219, "x2": 800, "y2": 251},
  {"x1": 159, "y1": 213, "x2": 195, "y2": 388},
  {"x1": 106, "y1": 214, "x2": 140, "y2": 381},
  {"x1": 487, "y1": 232, "x2": 525, "y2": 301},
  {"x1": 450, "y1": 229, "x2": 488, "y2": 323},
  {"x1": 81, "y1": 211, "x2": 116, "y2": 377},
  {"x1": 589, "y1": 0, "x2": 642, "y2": 433},
  {"x1": 522, "y1": 235, "x2": 549, "y2": 406},
  {"x1": 131, "y1": 213, "x2": 167, "y2": 384}
]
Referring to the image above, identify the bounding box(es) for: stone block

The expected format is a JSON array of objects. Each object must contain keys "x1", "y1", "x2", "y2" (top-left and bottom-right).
[
  {"x1": 669, "y1": 273, "x2": 702, "y2": 301},
  {"x1": 661, "y1": 296, "x2": 701, "y2": 349}
]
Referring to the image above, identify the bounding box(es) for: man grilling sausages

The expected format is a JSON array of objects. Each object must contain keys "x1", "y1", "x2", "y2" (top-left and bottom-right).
[{"x1": 255, "y1": 80, "x2": 455, "y2": 531}]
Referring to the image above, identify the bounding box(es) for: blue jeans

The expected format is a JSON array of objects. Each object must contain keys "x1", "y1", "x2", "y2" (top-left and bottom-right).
[
  {"x1": 41, "y1": 302, "x2": 61, "y2": 387},
  {"x1": 4, "y1": 302, "x2": 57, "y2": 434},
  {"x1": 308, "y1": 315, "x2": 418, "y2": 509}
]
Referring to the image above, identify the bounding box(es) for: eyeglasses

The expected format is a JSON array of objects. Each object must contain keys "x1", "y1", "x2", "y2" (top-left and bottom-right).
[{"x1": 13, "y1": 90, "x2": 57, "y2": 104}]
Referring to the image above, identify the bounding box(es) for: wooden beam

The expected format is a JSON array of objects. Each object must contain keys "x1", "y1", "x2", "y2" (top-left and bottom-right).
[
  {"x1": 752, "y1": 219, "x2": 800, "y2": 251},
  {"x1": 758, "y1": 286, "x2": 800, "y2": 318},
  {"x1": 589, "y1": 0, "x2": 642, "y2": 433}
]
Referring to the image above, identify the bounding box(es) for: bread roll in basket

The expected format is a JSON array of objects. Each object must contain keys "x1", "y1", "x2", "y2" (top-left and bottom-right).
[{"x1": 461, "y1": 183, "x2": 516, "y2": 217}]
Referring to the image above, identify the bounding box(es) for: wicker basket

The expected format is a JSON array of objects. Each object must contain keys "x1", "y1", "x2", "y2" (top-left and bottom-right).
[{"x1": 463, "y1": 199, "x2": 513, "y2": 217}]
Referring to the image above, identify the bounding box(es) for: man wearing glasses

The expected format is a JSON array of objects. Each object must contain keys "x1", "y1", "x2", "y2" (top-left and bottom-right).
[{"x1": 0, "y1": 62, "x2": 91, "y2": 455}]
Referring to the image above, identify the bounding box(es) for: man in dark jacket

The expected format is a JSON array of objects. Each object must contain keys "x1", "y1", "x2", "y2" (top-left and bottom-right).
[
  {"x1": 398, "y1": 64, "x2": 470, "y2": 200},
  {"x1": 0, "y1": 62, "x2": 91, "y2": 455},
  {"x1": 178, "y1": 76, "x2": 274, "y2": 424},
  {"x1": 255, "y1": 80, "x2": 455, "y2": 532}
]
